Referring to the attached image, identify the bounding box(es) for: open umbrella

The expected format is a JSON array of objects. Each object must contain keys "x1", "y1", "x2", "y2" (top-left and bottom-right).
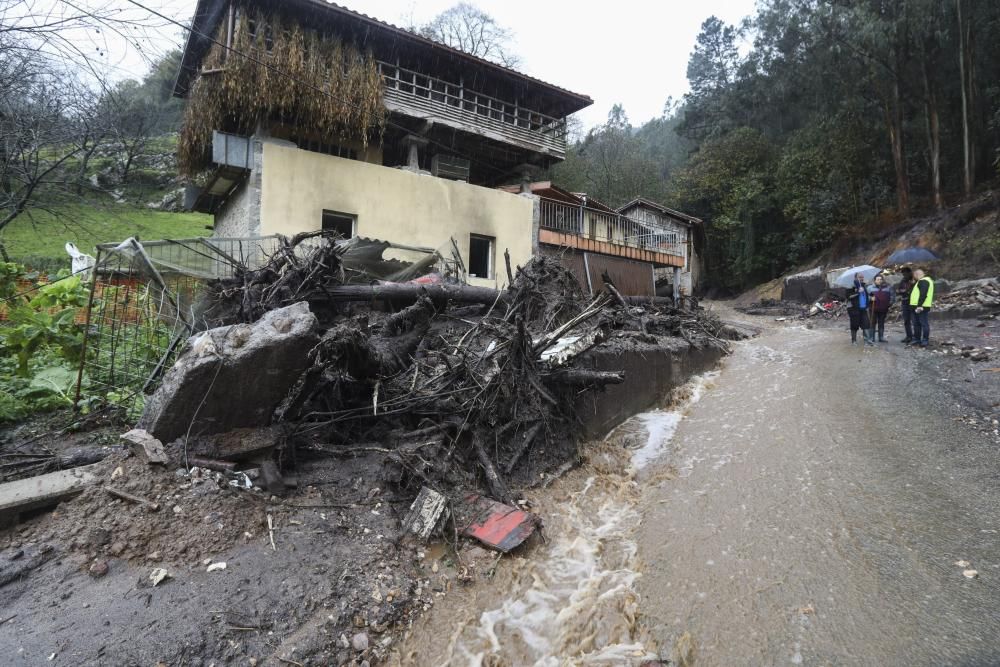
[
  {"x1": 887, "y1": 247, "x2": 940, "y2": 264},
  {"x1": 832, "y1": 265, "x2": 882, "y2": 288}
]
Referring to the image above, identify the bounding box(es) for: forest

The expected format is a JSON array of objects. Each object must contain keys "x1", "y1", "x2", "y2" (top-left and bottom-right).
[{"x1": 553, "y1": 0, "x2": 1000, "y2": 291}]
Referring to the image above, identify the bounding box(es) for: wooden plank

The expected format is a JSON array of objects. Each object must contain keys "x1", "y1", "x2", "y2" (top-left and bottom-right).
[{"x1": 0, "y1": 464, "x2": 100, "y2": 527}]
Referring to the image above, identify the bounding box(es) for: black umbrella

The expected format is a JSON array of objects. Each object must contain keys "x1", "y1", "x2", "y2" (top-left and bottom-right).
[{"x1": 887, "y1": 247, "x2": 940, "y2": 264}]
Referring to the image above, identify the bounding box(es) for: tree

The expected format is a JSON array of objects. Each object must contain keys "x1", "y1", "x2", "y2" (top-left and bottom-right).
[
  {"x1": 0, "y1": 65, "x2": 88, "y2": 260},
  {"x1": 415, "y1": 3, "x2": 521, "y2": 68},
  {"x1": 552, "y1": 105, "x2": 664, "y2": 207},
  {"x1": 0, "y1": 0, "x2": 174, "y2": 258},
  {"x1": 106, "y1": 80, "x2": 162, "y2": 184},
  {"x1": 669, "y1": 128, "x2": 781, "y2": 291},
  {"x1": 681, "y1": 16, "x2": 741, "y2": 140}
]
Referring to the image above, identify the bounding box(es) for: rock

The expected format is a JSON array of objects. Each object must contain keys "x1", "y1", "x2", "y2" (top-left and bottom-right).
[
  {"x1": 137, "y1": 302, "x2": 320, "y2": 442},
  {"x1": 120, "y1": 429, "x2": 169, "y2": 465},
  {"x1": 149, "y1": 568, "x2": 171, "y2": 586},
  {"x1": 88, "y1": 560, "x2": 109, "y2": 578},
  {"x1": 109, "y1": 541, "x2": 126, "y2": 557},
  {"x1": 351, "y1": 632, "x2": 369, "y2": 651},
  {"x1": 206, "y1": 561, "x2": 227, "y2": 572}
]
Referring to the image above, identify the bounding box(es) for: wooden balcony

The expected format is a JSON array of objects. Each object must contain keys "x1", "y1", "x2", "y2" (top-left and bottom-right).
[
  {"x1": 379, "y1": 63, "x2": 568, "y2": 159},
  {"x1": 538, "y1": 198, "x2": 686, "y2": 268}
]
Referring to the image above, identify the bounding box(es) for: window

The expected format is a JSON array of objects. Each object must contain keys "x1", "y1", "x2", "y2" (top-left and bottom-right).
[
  {"x1": 322, "y1": 211, "x2": 356, "y2": 238},
  {"x1": 468, "y1": 234, "x2": 495, "y2": 279},
  {"x1": 291, "y1": 136, "x2": 358, "y2": 160}
]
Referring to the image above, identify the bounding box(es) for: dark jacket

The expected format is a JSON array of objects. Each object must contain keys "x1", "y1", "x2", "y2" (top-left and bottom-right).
[
  {"x1": 846, "y1": 283, "x2": 868, "y2": 311},
  {"x1": 896, "y1": 278, "x2": 915, "y2": 308},
  {"x1": 867, "y1": 284, "x2": 893, "y2": 312}
]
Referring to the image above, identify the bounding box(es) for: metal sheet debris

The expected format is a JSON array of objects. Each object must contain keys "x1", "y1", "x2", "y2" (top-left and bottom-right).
[{"x1": 458, "y1": 494, "x2": 541, "y2": 552}]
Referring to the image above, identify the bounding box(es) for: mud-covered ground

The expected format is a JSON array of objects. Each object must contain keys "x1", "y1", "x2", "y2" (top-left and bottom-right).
[
  {"x1": 635, "y1": 308, "x2": 1000, "y2": 665},
  {"x1": 802, "y1": 312, "x2": 1000, "y2": 442}
]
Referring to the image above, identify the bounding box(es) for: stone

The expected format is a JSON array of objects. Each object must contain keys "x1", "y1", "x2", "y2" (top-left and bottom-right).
[
  {"x1": 351, "y1": 632, "x2": 369, "y2": 651},
  {"x1": 120, "y1": 429, "x2": 169, "y2": 465},
  {"x1": 137, "y1": 302, "x2": 319, "y2": 442},
  {"x1": 88, "y1": 560, "x2": 109, "y2": 578}
]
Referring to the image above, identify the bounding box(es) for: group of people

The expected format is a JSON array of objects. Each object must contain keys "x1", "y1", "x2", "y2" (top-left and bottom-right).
[{"x1": 846, "y1": 267, "x2": 935, "y2": 347}]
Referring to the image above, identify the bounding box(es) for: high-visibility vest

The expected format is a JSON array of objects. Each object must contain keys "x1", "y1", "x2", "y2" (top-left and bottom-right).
[{"x1": 909, "y1": 276, "x2": 935, "y2": 308}]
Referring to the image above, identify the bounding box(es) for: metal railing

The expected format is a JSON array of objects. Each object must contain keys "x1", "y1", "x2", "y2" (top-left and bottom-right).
[
  {"x1": 378, "y1": 62, "x2": 568, "y2": 154},
  {"x1": 539, "y1": 198, "x2": 685, "y2": 256}
]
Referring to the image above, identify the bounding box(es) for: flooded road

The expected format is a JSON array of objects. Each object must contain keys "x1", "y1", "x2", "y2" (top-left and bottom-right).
[
  {"x1": 401, "y1": 320, "x2": 1000, "y2": 665},
  {"x1": 638, "y1": 323, "x2": 1000, "y2": 665}
]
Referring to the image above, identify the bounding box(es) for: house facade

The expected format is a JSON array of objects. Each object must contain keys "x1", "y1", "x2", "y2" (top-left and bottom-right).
[
  {"x1": 174, "y1": 0, "x2": 697, "y2": 294},
  {"x1": 616, "y1": 198, "x2": 702, "y2": 294}
]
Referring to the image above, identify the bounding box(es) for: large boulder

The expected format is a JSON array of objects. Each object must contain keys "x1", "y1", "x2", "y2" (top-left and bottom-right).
[
  {"x1": 138, "y1": 302, "x2": 319, "y2": 443},
  {"x1": 781, "y1": 267, "x2": 827, "y2": 303}
]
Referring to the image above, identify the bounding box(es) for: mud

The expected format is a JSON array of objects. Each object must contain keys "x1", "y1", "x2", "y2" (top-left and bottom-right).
[{"x1": 637, "y1": 312, "x2": 1000, "y2": 665}]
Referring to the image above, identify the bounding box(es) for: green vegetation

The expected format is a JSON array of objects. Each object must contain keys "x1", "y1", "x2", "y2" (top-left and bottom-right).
[
  {"x1": 554, "y1": 1, "x2": 1000, "y2": 292},
  {"x1": 0, "y1": 265, "x2": 90, "y2": 422},
  {"x1": 1, "y1": 205, "x2": 209, "y2": 267}
]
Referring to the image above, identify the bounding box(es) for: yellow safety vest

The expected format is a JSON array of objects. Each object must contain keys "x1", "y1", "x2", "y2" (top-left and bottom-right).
[{"x1": 909, "y1": 276, "x2": 934, "y2": 308}]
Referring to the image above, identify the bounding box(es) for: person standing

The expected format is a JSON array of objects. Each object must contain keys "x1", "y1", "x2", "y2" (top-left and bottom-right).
[
  {"x1": 896, "y1": 267, "x2": 915, "y2": 343},
  {"x1": 909, "y1": 267, "x2": 935, "y2": 347},
  {"x1": 867, "y1": 275, "x2": 894, "y2": 342},
  {"x1": 846, "y1": 274, "x2": 873, "y2": 345}
]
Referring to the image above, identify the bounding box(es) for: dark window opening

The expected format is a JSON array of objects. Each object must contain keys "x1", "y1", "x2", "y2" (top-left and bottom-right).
[
  {"x1": 468, "y1": 234, "x2": 495, "y2": 279},
  {"x1": 322, "y1": 211, "x2": 356, "y2": 238},
  {"x1": 292, "y1": 136, "x2": 358, "y2": 160}
]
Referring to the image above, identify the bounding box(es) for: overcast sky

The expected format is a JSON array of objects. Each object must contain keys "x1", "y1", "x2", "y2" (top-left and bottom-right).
[{"x1": 95, "y1": 0, "x2": 757, "y2": 130}]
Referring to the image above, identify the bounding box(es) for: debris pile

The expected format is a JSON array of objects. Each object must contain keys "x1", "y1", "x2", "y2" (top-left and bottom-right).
[
  {"x1": 736, "y1": 299, "x2": 807, "y2": 317},
  {"x1": 149, "y1": 234, "x2": 736, "y2": 508},
  {"x1": 936, "y1": 340, "x2": 995, "y2": 362},
  {"x1": 933, "y1": 277, "x2": 1000, "y2": 318},
  {"x1": 0, "y1": 234, "x2": 745, "y2": 665}
]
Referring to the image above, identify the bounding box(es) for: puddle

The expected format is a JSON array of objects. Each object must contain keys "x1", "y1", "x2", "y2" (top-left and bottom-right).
[{"x1": 399, "y1": 372, "x2": 718, "y2": 666}]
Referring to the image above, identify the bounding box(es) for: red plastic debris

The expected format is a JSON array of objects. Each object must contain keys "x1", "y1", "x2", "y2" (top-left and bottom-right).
[{"x1": 459, "y1": 494, "x2": 541, "y2": 552}]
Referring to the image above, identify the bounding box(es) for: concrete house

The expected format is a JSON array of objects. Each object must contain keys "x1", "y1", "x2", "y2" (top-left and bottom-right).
[
  {"x1": 616, "y1": 198, "x2": 702, "y2": 294},
  {"x1": 174, "y1": 0, "x2": 695, "y2": 294}
]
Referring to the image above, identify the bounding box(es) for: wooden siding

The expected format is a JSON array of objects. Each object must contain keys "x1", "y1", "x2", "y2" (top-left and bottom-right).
[
  {"x1": 538, "y1": 229, "x2": 684, "y2": 268},
  {"x1": 382, "y1": 78, "x2": 567, "y2": 159}
]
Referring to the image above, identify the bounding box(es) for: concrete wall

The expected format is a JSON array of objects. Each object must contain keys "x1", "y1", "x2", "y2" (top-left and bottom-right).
[
  {"x1": 258, "y1": 143, "x2": 535, "y2": 288},
  {"x1": 577, "y1": 338, "x2": 723, "y2": 439},
  {"x1": 213, "y1": 136, "x2": 265, "y2": 238}
]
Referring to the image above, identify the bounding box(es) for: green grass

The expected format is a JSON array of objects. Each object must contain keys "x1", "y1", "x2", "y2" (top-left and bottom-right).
[{"x1": 1, "y1": 204, "x2": 210, "y2": 267}]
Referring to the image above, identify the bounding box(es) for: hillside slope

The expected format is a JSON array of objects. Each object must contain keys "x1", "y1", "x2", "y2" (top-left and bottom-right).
[{"x1": 739, "y1": 191, "x2": 1000, "y2": 304}]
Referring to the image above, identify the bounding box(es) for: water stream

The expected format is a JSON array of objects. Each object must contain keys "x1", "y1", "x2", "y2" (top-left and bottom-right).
[{"x1": 398, "y1": 372, "x2": 718, "y2": 666}]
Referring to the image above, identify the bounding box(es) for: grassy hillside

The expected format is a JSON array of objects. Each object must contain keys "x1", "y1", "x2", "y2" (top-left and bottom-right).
[{"x1": 1, "y1": 204, "x2": 210, "y2": 269}]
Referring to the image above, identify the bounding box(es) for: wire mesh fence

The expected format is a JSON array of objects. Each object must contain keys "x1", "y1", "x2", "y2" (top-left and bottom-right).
[
  {"x1": 76, "y1": 234, "x2": 466, "y2": 418},
  {"x1": 77, "y1": 236, "x2": 283, "y2": 417}
]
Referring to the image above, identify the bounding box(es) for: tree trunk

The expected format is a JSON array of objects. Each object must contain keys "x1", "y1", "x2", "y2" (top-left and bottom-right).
[
  {"x1": 957, "y1": 0, "x2": 973, "y2": 196},
  {"x1": 922, "y1": 56, "x2": 943, "y2": 211},
  {"x1": 884, "y1": 89, "x2": 910, "y2": 218}
]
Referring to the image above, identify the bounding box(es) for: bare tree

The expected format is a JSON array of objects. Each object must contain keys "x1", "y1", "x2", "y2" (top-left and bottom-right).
[
  {"x1": 0, "y1": 64, "x2": 87, "y2": 259},
  {"x1": 415, "y1": 3, "x2": 522, "y2": 68},
  {"x1": 0, "y1": 0, "x2": 175, "y2": 259},
  {"x1": 106, "y1": 80, "x2": 161, "y2": 184}
]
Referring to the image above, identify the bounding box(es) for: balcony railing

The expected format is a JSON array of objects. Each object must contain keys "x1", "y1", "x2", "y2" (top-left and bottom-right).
[
  {"x1": 378, "y1": 62, "x2": 568, "y2": 157},
  {"x1": 539, "y1": 198, "x2": 685, "y2": 257}
]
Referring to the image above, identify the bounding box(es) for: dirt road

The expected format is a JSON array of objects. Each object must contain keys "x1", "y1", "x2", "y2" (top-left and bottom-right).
[{"x1": 638, "y1": 319, "x2": 1000, "y2": 665}]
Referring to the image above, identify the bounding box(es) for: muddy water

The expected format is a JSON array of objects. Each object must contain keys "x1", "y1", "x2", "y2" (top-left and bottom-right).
[
  {"x1": 637, "y1": 324, "x2": 1000, "y2": 666},
  {"x1": 398, "y1": 374, "x2": 718, "y2": 666}
]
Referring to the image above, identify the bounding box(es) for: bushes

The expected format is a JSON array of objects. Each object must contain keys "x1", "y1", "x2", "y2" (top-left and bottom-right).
[{"x1": 0, "y1": 265, "x2": 90, "y2": 422}]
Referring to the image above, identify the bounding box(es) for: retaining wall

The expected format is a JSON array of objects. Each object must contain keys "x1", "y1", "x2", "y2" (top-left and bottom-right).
[{"x1": 577, "y1": 338, "x2": 724, "y2": 439}]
